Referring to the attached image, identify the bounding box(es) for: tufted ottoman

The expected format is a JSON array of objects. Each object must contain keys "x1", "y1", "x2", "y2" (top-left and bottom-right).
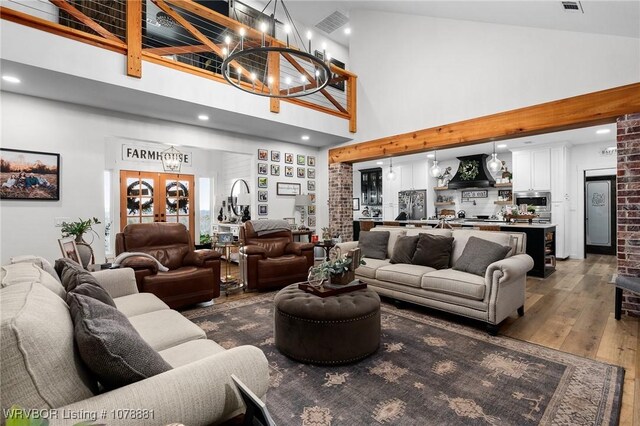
[{"x1": 274, "y1": 284, "x2": 381, "y2": 364}]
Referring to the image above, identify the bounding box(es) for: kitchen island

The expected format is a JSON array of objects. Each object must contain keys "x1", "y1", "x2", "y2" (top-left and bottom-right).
[{"x1": 354, "y1": 219, "x2": 556, "y2": 278}]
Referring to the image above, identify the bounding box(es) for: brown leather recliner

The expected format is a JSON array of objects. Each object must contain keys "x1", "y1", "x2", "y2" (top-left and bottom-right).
[
  {"x1": 240, "y1": 221, "x2": 315, "y2": 291},
  {"x1": 115, "y1": 223, "x2": 222, "y2": 309}
]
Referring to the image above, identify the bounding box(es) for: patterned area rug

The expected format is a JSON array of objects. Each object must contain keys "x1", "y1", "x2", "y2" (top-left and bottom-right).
[{"x1": 183, "y1": 294, "x2": 623, "y2": 425}]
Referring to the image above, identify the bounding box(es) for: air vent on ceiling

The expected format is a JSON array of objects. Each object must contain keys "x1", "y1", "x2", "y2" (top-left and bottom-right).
[
  {"x1": 315, "y1": 10, "x2": 349, "y2": 34},
  {"x1": 561, "y1": 1, "x2": 584, "y2": 13}
]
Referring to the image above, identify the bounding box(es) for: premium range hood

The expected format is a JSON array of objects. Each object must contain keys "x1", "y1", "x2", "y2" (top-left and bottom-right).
[{"x1": 447, "y1": 154, "x2": 496, "y2": 189}]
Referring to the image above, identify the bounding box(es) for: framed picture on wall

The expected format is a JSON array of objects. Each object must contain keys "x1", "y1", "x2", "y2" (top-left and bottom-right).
[
  {"x1": 297, "y1": 168, "x2": 305, "y2": 178},
  {"x1": 285, "y1": 153, "x2": 294, "y2": 164},
  {"x1": 271, "y1": 165, "x2": 280, "y2": 176},
  {"x1": 271, "y1": 151, "x2": 280, "y2": 162},
  {"x1": 258, "y1": 149, "x2": 268, "y2": 161},
  {"x1": 258, "y1": 204, "x2": 268, "y2": 216},
  {"x1": 307, "y1": 156, "x2": 316, "y2": 166},
  {"x1": 258, "y1": 163, "x2": 268, "y2": 175},
  {"x1": 276, "y1": 182, "x2": 301, "y2": 196},
  {"x1": 308, "y1": 205, "x2": 316, "y2": 215},
  {"x1": 285, "y1": 166, "x2": 294, "y2": 177},
  {"x1": 258, "y1": 177, "x2": 268, "y2": 188},
  {"x1": 297, "y1": 154, "x2": 305, "y2": 165},
  {"x1": 307, "y1": 168, "x2": 315, "y2": 179},
  {"x1": 308, "y1": 216, "x2": 316, "y2": 227},
  {"x1": 309, "y1": 193, "x2": 316, "y2": 203},
  {"x1": 258, "y1": 190, "x2": 268, "y2": 202},
  {"x1": 0, "y1": 148, "x2": 60, "y2": 201},
  {"x1": 307, "y1": 180, "x2": 316, "y2": 191},
  {"x1": 58, "y1": 237, "x2": 81, "y2": 264}
]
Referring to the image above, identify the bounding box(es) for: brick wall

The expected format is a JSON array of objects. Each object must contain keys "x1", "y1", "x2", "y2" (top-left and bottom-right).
[
  {"x1": 617, "y1": 113, "x2": 640, "y2": 317},
  {"x1": 329, "y1": 162, "x2": 354, "y2": 242}
]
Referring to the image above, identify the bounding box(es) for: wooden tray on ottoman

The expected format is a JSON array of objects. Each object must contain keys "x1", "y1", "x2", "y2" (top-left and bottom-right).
[{"x1": 298, "y1": 280, "x2": 367, "y2": 297}]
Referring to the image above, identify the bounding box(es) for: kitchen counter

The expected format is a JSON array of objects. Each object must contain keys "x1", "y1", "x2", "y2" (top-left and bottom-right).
[{"x1": 356, "y1": 219, "x2": 556, "y2": 229}]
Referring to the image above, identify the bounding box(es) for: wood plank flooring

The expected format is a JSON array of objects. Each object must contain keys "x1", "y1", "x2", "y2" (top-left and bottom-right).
[{"x1": 217, "y1": 255, "x2": 639, "y2": 425}]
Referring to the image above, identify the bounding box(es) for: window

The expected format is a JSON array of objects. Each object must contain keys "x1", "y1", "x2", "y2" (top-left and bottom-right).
[{"x1": 104, "y1": 170, "x2": 112, "y2": 257}]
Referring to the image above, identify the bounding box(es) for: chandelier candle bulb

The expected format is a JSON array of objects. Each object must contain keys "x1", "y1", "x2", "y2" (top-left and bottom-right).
[
  {"x1": 284, "y1": 24, "x2": 291, "y2": 47},
  {"x1": 306, "y1": 31, "x2": 312, "y2": 53},
  {"x1": 239, "y1": 27, "x2": 245, "y2": 50}
]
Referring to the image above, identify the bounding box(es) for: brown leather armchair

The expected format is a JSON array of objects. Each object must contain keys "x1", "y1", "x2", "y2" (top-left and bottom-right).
[
  {"x1": 239, "y1": 221, "x2": 315, "y2": 291},
  {"x1": 115, "y1": 223, "x2": 222, "y2": 309}
]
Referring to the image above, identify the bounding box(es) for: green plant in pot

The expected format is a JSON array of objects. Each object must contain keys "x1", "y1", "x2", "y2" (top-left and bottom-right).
[
  {"x1": 321, "y1": 226, "x2": 333, "y2": 243},
  {"x1": 61, "y1": 217, "x2": 101, "y2": 243},
  {"x1": 311, "y1": 247, "x2": 366, "y2": 286}
]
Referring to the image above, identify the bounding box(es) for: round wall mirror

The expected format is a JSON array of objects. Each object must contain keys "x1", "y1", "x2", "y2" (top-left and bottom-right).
[{"x1": 230, "y1": 179, "x2": 251, "y2": 217}]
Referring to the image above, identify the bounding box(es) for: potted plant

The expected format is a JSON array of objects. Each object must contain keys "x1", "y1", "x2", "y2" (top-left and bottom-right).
[
  {"x1": 61, "y1": 217, "x2": 101, "y2": 243},
  {"x1": 321, "y1": 226, "x2": 333, "y2": 244},
  {"x1": 311, "y1": 247, "x2": 366, "y2": 285}
]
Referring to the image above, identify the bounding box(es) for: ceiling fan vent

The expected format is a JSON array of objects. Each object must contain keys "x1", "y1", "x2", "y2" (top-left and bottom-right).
[
  {"x1": 561, "y1": 1, "x2": 584, "y2": 13},
  {"x1": 315, "y1": 10, "x2": 349, "y2": 34}
]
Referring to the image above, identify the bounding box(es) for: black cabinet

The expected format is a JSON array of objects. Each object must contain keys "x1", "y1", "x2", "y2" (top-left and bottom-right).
[{"x1": 360, "y1": 168, "x2": 382, "y2": 206}]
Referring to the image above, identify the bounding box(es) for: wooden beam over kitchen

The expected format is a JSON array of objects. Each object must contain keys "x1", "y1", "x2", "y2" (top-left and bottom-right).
[{"x1": 329, "y1": 82, "x2": 640, "y2": 164}]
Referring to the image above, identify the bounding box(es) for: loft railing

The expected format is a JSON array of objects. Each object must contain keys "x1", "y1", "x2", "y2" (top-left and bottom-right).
[{"x1": 1, "y1": 0, "x2": 357, "y2": 133}]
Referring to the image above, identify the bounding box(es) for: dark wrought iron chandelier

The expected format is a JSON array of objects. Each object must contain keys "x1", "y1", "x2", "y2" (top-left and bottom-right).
[{"x1": 221, "y1": 0, "x2": 331, "y2": 98}]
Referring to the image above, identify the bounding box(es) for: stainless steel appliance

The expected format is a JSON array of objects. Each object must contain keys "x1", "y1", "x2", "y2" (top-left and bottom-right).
[{"x1": 514, "y1": 191, "x2": 552, "y2": 223}]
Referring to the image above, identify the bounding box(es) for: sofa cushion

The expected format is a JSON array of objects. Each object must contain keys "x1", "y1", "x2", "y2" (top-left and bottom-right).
[
  {"x1": 376, "y1": 264, "x2": 436, "y2": 288},
  {"x1": 159, "y1": 339, "x2": 226, "y2": 368},
  {"x1": 453, "y1": 236, "x2": 511, "y2": 277},
  {"x1": 451, "y1": 230, "x2": 512, "y2": 266},
  {"x1": 358, "y1": 231, "x2": 390, "y2": 259},
  {"x1": 411, "y1": 234, "x2": 454, "y2": 269},
  {"x1": 421, "y1": 269, "x2": 487, "y2": 300},
  {"x1": 1, "y1": 283, "x2": 96, "y2": 413},
  {"x1": 1, "y1": 262, "x2": 66, "y2": 299},
  {"x1": 390, "y1": 235, "x2": 420, "y2": 264},
  {"x1": 114, "y1": 293, "x2": 170, "y2": 318},
  {"x1": 128, "y1": 309, "x2": 206, "y2": 351},
  {"x1": 55, "y1": 259, "x2": 115, "y2": 308},
  {"x1": 10, "y1": 255, "x2": 61, "y2": 283},
  {"x1": 405, "y1": 228, "x2": 453, "y2": 238},
  {"x1": 68, "y1": 293, "x2": 172, "y2": 391},
  {"x1": 371, "y1": 227, "x2": 406, "y2": 258},
  {"x1": 355, "y1": 258, "x2": 391, "y2": 279}
]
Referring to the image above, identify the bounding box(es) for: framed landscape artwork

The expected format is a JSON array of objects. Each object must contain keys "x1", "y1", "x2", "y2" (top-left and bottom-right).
[{"x1": 0, "y1": 148, "x2": 60, "y2": 200}]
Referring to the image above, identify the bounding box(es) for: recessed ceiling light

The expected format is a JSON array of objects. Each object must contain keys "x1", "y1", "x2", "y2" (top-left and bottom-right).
[
  {"x1": 497, "y1": 144, "x2": 507, "y2": 148},
  {"x1": 344, "y1": 27, "x2": 351, "y2": 35},
  {"x1": 426, "y1": 154, "x2": 435, "y2": 158},
  {"x1": 596, "y1": 128, "x2": 611, "y2": 135},
  {"x1": 301, "y1": 135, "x2": 310, "y2": 141},
  {"x1": 197, "y1": 114, "x2": 209, "y2": 121},
  {"x1": 376, "y1": 161, "x2": 384, "y2": 165},
  {"x1": 2, "y1": 75, "x2": 20, "y2": 84}
]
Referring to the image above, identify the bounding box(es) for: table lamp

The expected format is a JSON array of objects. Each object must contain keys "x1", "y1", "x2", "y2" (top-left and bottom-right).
[{"x1": 295, "y1": 194, "x2": 312, "y2": 228}]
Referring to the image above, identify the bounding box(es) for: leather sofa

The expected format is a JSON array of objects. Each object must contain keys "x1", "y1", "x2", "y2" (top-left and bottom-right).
[
  {"x1": 239, "y1": 221, "x2": 314, "y2": 291},
  {"x1": 337, "y1": 226, "x2": 534, "y2": 334},
  {"x1": 0, "y1": 259, "x2": 269, "y2": 426},
  {"x1": 116, "y1": 223, "x2": 221, "y2": 309}
]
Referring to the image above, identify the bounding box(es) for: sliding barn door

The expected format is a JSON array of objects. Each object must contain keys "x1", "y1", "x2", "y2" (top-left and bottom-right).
[{"x1": 119, "y1": 170, "x2": 195, "y2": 242}]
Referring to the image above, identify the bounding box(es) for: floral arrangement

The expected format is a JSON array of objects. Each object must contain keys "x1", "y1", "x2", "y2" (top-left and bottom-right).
[{"x1": 61, "y1": 217, "x2": 101, "y2": 242}]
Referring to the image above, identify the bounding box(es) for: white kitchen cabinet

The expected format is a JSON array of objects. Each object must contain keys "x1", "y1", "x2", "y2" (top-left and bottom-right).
[
  {"x1": 550, "y1": 146, "x2": 569, "y2": 202},
  {"x1": 552, "y1": 201, "x2": 568, "y2": 259},
  {"x1": 512, "y1": 148, "x2": 551, "y2": 192}
]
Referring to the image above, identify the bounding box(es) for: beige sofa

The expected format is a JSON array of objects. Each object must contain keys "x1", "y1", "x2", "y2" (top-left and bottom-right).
[
  {"x1": 1, "y1": 259, "x2": 269, "y2": 426},
  {"x1": 337, "y1": 227, "x2": 534, "y2": 334}
]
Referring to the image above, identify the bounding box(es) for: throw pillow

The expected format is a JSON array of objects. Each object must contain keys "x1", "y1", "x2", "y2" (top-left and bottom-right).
[
  {"x1": 68, "y1": 293, "x2": 172, "y2": 391},
  {"x1": 56, "y1": 259, "x2": 116, "y2": 307},
  {"x1": 411, "y1": 233, "x2": 454, "y2": 269},
  {"x1": 68, "y1": 282, "x2": 116, "y2": 307},
  {"x1": 453, "y1": 236, "x2": 511, "y2": 277},
  {"x1": 358, "y1": 231, "x2": 390, "y2": 259},
  {"x1": 390, "y1": 235, "x2": 420, "y2": 264}
]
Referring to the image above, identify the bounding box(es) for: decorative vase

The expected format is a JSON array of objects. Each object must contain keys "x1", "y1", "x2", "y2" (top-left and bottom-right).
[{"x1": 331, "y1": 271, "x2": 355, "y2": 286}]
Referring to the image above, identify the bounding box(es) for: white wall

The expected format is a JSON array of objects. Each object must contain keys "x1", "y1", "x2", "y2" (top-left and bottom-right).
[
  {"x1": 0, "y1": 92, "x2": 326, "y2": 264},
  {"x1": 568, "y1": 142, "x2": 617, "y2": 258},
  {"x1": 347, "y1": 9, "x2": 640, "y2": 144}
]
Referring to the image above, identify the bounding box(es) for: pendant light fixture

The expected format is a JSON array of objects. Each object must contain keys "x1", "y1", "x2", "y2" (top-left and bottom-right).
[
  {"x1": 487, "y1": 142, "x2": 502, "y2": 173},
  {"x1": 387, "y1": 158, "x2": 396, "y2": 181},
  {"x1": 429, "y1": 151, "x2": 441, "y2": 178}
]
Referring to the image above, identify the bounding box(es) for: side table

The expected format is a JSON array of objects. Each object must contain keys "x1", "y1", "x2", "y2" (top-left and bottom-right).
[
  {"x1": 214, "y1": 241, "x2": 244, "y2": 294},
  {"x1": 314, "y1": 241, "x2": 335, "y2": 260}
]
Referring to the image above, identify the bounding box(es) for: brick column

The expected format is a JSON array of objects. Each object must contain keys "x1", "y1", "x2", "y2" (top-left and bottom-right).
[
  {"x1": 617, "y1": 113, "x2": 640, "y2": 317},
  {"x1": 329, "y1": 162, "x2": 354, "y2": 242}
]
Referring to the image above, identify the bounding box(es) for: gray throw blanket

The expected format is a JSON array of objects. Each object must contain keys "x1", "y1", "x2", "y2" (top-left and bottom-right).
[
  {"x1": 112, "y1": 252, "x2": 169, "y2": 272},
  {"x1": 251, "y1": 219, "x2": 291, "y2": 236}
]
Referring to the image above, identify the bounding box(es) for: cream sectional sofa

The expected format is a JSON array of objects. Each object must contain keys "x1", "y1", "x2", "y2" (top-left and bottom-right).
[
  {"x1": 337, "y1": 227, "x2": 534, "y2": 334},
  {"x1": 1, "y1": 259, "x2": 269, "y2": 426}
]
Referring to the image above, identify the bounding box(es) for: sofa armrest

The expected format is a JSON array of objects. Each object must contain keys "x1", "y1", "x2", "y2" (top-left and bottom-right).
[
  {"x1": 335, "y1": 241, "x2": 359, "y2": 253},
  {"x1": 239, "y1": 245, "x2": 268, "y2": 259},
  {"x1": 184, "y1": 249, "x2": 222, "y2": 266},
  {"x1": 285, "y1": 242, "x2": 315, "y2": 256},
  {"x1": 119, "y1": 256, "x2": 159, "y2": 274},
  {"x1": 485, "y1": 254, "x2": 534, "y2": 285},
  {"x1": 91, "y1": 268, "x2": 139, "y2": 298},
  {"x1": 54, "y1": 346, "x2": 269, "y2": 426}
]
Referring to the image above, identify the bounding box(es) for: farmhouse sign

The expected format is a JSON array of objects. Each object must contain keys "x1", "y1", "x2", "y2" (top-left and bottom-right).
[{"x1": 121, "y1": 144, "x2": 193, "y2": 167}]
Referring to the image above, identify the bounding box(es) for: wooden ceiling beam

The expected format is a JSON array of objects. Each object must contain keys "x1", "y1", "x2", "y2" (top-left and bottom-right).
[{"x1": 329, "y1": 82, "x2": 640, "y2": 164}]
